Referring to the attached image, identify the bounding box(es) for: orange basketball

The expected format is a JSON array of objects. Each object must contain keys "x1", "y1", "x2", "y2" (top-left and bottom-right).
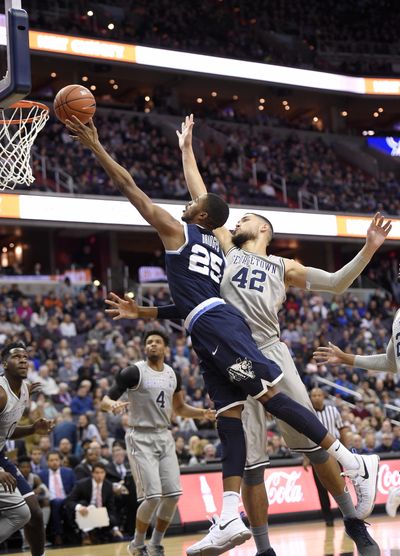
[{"x1": 53, "y1": 84, "x2": 96, "y2": 124}]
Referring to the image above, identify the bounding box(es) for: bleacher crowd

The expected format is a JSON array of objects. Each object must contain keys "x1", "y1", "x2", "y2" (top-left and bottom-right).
[
  {"x1": 0, "y1": 270, "x2": 399, "y2": 546},
  {"x1": 32, "y1": 112, "x2": 400, "y2": 216}
]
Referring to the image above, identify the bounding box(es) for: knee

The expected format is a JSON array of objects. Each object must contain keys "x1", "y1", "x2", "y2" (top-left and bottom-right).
[
  {"x1": 243, "y1": 466, "x2": 265, "y2": 486},
  {"x1": 137, "y1": 497, "x2": 161, "y2": 523},
  {"x1": 157, "y1": 495, "x2": 180, "y2": 522},
  {"x1": 304, "y1": 448, "x2": 329, "y2": 465}
]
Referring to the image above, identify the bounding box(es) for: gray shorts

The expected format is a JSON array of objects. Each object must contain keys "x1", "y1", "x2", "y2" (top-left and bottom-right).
[
  {"x1": 0, "y1": 478, "x2": 26, "y2": 512},
  {"x1": 125, "y1": 428, "x2": 182, "y2": 502},
  {"x1": 243, "y1": 341, "x2": 319, "y2": 469}
]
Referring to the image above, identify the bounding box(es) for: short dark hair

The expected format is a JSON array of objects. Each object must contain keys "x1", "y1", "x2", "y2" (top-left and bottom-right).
[
  {"x1": 2, "y1": 341, "x2": 27, "y2": 362},
  {"x1": 92, "y1": 462, "x2": 107, "y2": 472},
  {"x1": 47, "y1": 450, "x2": 61, "y2": 460},
  {"x1": 246, "y1": 213, "x2": 274, "y2": 241},
  {"x1": 18, "y1": 455, "x2": 32, "y2": 465},
  {"x1": 144, "y1": 329, "x2": 169, "y2": 347},
  {"x1": 203, "y1": 193, "x2": 229, "y2": 229}
]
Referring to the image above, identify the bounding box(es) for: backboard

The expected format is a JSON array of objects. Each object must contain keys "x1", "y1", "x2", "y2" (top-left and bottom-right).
[{"x1": 0, "y1": 0, "x2": 30, "y2": 108}]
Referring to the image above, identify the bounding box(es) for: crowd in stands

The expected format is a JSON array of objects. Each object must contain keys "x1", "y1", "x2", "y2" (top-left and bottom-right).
[
  {"x1": 0, "y1": 265, "x2": 399, "y2": 546},
  {"x1": 26, "y1": 0, "x2": 400, "y2": 75},
  {"x1": 32, "y1": 111, "x2": 400, "y2": 216}
]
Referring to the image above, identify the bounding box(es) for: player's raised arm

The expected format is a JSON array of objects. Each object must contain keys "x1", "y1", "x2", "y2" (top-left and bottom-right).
[
  {"x1": 65, "y1": 116, "x2": 184, "y2": 251},
  {"x1": 284, "y1": 212, "x2": 392, "y2": 291},
  {"x1": 177, "y1": 114, "x2": 233, "y2": 252}
]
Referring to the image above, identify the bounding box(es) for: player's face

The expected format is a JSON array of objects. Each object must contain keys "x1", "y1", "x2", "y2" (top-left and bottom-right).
[
  {"x1": 232, "y1": 214, "x2": 259, "y2": 247},
  {"x1": 145, "y1": 335, "x2": 166, "y2": 362},
  {"x1": 181, "y1": 194, "x2": 207, "y2": 223},
  {"x1": 4, "y1": 348, "x2": 29, "y2": 380}
]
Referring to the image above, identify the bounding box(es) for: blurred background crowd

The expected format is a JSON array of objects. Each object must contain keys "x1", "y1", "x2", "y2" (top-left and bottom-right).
[{"x1": 0, "y1": 275, "x2": 399, "y2": 546}]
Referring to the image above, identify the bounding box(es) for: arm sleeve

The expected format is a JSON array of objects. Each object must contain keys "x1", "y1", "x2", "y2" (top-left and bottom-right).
[
  {"x1": 305, "y1": 251, "x2": 370, "y2": 294},
  {"x1": 157, "y1": 304, "x2": 181, "y2": 319},
  {"x1": 108, "y1": 365, "x2": 140, "y2": 400},
  {"x1": 174, "y1": 372, "x2": 182, "y2": 393},
  {"x1": 354, "y1": 339, "x2": 397, "y2": 373}
]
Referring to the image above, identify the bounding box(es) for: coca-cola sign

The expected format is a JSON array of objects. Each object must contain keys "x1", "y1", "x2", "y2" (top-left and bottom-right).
[{"x1": 178, "y1": 459, "x2": 400, "y2": 524}]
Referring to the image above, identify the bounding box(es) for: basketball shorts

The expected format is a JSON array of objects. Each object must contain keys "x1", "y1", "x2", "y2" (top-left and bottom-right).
[
  {"x1": 242, "y1": 341, "x2": 319, "y2": 470},
  {"x1": 125, "y1": 428, "x2": 182, "y2": 502},
  {"x1": 192, "y1": 304, "x2": 283, "y2": 414},
  {"x1": 0, "y1": 449, "x2": 33, "y2": 498}
]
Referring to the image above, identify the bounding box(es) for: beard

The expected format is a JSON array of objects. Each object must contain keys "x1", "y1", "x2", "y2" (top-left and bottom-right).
[{"x1": 232, "y1": 230, "x2": 256, "y2": 248}]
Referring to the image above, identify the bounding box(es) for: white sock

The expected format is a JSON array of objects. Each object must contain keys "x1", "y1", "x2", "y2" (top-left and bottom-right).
[
  {"x1": 220, "y1": 491, "x2": 240, "y2": 522},
  {"x1": 327, "y1": 440, "x2": 360, "y2": 471}
]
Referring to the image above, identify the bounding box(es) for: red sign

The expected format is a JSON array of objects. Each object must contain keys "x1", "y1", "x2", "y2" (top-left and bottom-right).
[{"x1": 178, "y1": 459, "x2": 400, "y2": 524}]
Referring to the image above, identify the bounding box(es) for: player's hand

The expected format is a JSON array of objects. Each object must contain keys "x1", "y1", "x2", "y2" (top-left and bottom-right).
[
  {"x1": 28, "y1": 382, "x2": 42, "y2": 395},
  {"x1": 0, "y1": 470, "x2": 17, "y2": 492},
  {"x1": 313, "y1": 342, "x2": 346, "y2": 365},
  {"x1": 33, "y1": 418, "x2": 55, "y2": 435},
  {"x1": 176, "y1": 114, "x2": 194, "y2": 151},
  {"x1": 110, "y1": 401, "x2": 129, "y2": 415},
  {"x1": 365, "y1": 212, "x2": 392, "y2": 252},
  {"x1": 203, "y1": 408, "x2": 216, "y2": 421},
  {"x1": 105, "y1": 292, "x2": 139, "y2": 320},
  {"x1": 65, "y1": 116, "x2": 99, "y2": 149}
]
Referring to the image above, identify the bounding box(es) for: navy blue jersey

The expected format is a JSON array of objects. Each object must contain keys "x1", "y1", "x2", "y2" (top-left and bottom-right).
[{"x1": 165, "y1": 223, "x2": 225, "y2": 317}]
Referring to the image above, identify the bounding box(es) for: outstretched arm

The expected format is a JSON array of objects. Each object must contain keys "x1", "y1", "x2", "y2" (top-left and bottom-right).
[
  {"x1": 284, "y1": 213, "x2": 392, "y2": 291},
  {"x1": 177, "y1": 114, "x2": 233, "y2": 252},
  {"x1": 105, "y1": 292, "x2": 181, "y2": 320},
  {"x1": 66, "y1": 116, "x2": 184, "y2": 251},
  {"x1": 313, "y1": 339, "x2": 397, "y2": 373}
]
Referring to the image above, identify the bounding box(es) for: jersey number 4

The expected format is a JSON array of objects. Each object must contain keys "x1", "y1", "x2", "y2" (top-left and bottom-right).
[
  {"x1": 156, "y1": 391, "x2": 166, "y2": 409},
  {"x1": 232, "y1": 267, "x2": 267, "y2": 292},
  {"x1": 189, "y1": 244, "x2": 223, "y2": 284}
]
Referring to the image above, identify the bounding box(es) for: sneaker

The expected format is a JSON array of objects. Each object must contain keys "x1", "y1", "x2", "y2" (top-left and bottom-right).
[
  {"x1": 186, "y1": 515, "x2": 251, "y2": 556},
  {"x1": 342, "y1": 454, "x2": 380, "y2": 520},
  {"x1": 127, "y1": 542, "x2": 148, "y2": 556},
  {"x1": 147, "y1": 545, "x2": 165, "y2": 556},
  {"x1": 386, "y1": 485, "x2": 400, "y2": 517},
  {"x1": 344, "y1": 518, "x2": 380, "y2": 556}
]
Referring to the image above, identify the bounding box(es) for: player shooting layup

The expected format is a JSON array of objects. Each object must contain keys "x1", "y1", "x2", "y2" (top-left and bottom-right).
[{"x1": 67, "y1": 115, "x2": 380, "y2": 556}]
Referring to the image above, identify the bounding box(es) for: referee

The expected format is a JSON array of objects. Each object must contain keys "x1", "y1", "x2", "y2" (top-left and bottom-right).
[{"x1": 304, "y1": 388, "x2": 350, "y2": 526}]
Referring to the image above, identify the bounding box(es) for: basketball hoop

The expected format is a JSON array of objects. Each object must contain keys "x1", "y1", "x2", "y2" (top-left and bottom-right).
[{"x1": 0, "y1": 100, "x2": 49, "y2": 190}]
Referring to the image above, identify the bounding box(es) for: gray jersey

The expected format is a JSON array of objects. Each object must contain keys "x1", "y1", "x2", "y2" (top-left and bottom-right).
[
  {"x1": 221, "y1": 247, "x2": 286, "y2": 348},
  {"x1": 0, "y1": 376, "x2": 29, "y2": 451},
  {"x1": 127, "y1": 360, "x2": 177, "y2": 429}
]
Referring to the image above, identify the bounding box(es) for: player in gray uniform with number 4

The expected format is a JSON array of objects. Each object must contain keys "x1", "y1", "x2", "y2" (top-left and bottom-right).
[
  {"x1": 101, "y1": 330, "x2": 215, "y2": 556},
  {"x1": 176, "y1": 115, "x2": 390, "y2": 556}
]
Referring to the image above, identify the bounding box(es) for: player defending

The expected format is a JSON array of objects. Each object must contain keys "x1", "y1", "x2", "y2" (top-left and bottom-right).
[
  {"x1": 0, "y1": 341, "x2": 53, "y2": 555},
  {"x1": 67, "y1": 115, "x2": 380, "y2": 556},
  {"x1": 175, "y1": 114, "x2": 389, "y2": 555},
  {"x1": 100, "y1": 330, "x2": 215, "y2": 556}
]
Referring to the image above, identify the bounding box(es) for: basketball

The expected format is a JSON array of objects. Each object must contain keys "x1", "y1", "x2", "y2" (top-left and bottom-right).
[{"x1": 53, "y1": 84, "x2": 96, "y2": 124}]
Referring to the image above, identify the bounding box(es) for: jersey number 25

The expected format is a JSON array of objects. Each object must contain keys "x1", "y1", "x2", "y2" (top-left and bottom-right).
[{"x1": 189, "y1": 244, "x2": 223, "y2": 284}]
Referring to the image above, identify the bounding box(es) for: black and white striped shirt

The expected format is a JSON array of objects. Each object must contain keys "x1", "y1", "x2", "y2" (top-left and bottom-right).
[{"x1": 315, "y1": 404, "x2": 344, "y2": 439}]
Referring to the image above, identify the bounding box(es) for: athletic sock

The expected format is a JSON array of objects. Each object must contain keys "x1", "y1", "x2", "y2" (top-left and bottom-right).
[
  {"x1": 220, "y1": 491, "x2": 240, "y2": 522},
  {"x1": 133, "y1": 531, "x2": 146, "y2": 547},
  {"x1": 327, "y1": 440, "x2": 360, "y2": 471},
  {"x1": 149, "y1": 528, "x2": 164, "y2": 546},
  {"x1": 334, "y1": 488, "x2": 357, "y2": 518},
  {"x1": 251, "y1": 524, "x2": 271, "y2": 553}
]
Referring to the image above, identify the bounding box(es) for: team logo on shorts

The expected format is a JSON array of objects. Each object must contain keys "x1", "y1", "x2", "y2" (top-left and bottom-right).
[{"x1": 227, "y1": 358, "x2": 255, "y2": 382}]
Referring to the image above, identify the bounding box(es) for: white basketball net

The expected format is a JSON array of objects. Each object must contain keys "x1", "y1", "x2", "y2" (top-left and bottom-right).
[{"x1": 0, "y1": 100, "x2": 49, "y2": 190}]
